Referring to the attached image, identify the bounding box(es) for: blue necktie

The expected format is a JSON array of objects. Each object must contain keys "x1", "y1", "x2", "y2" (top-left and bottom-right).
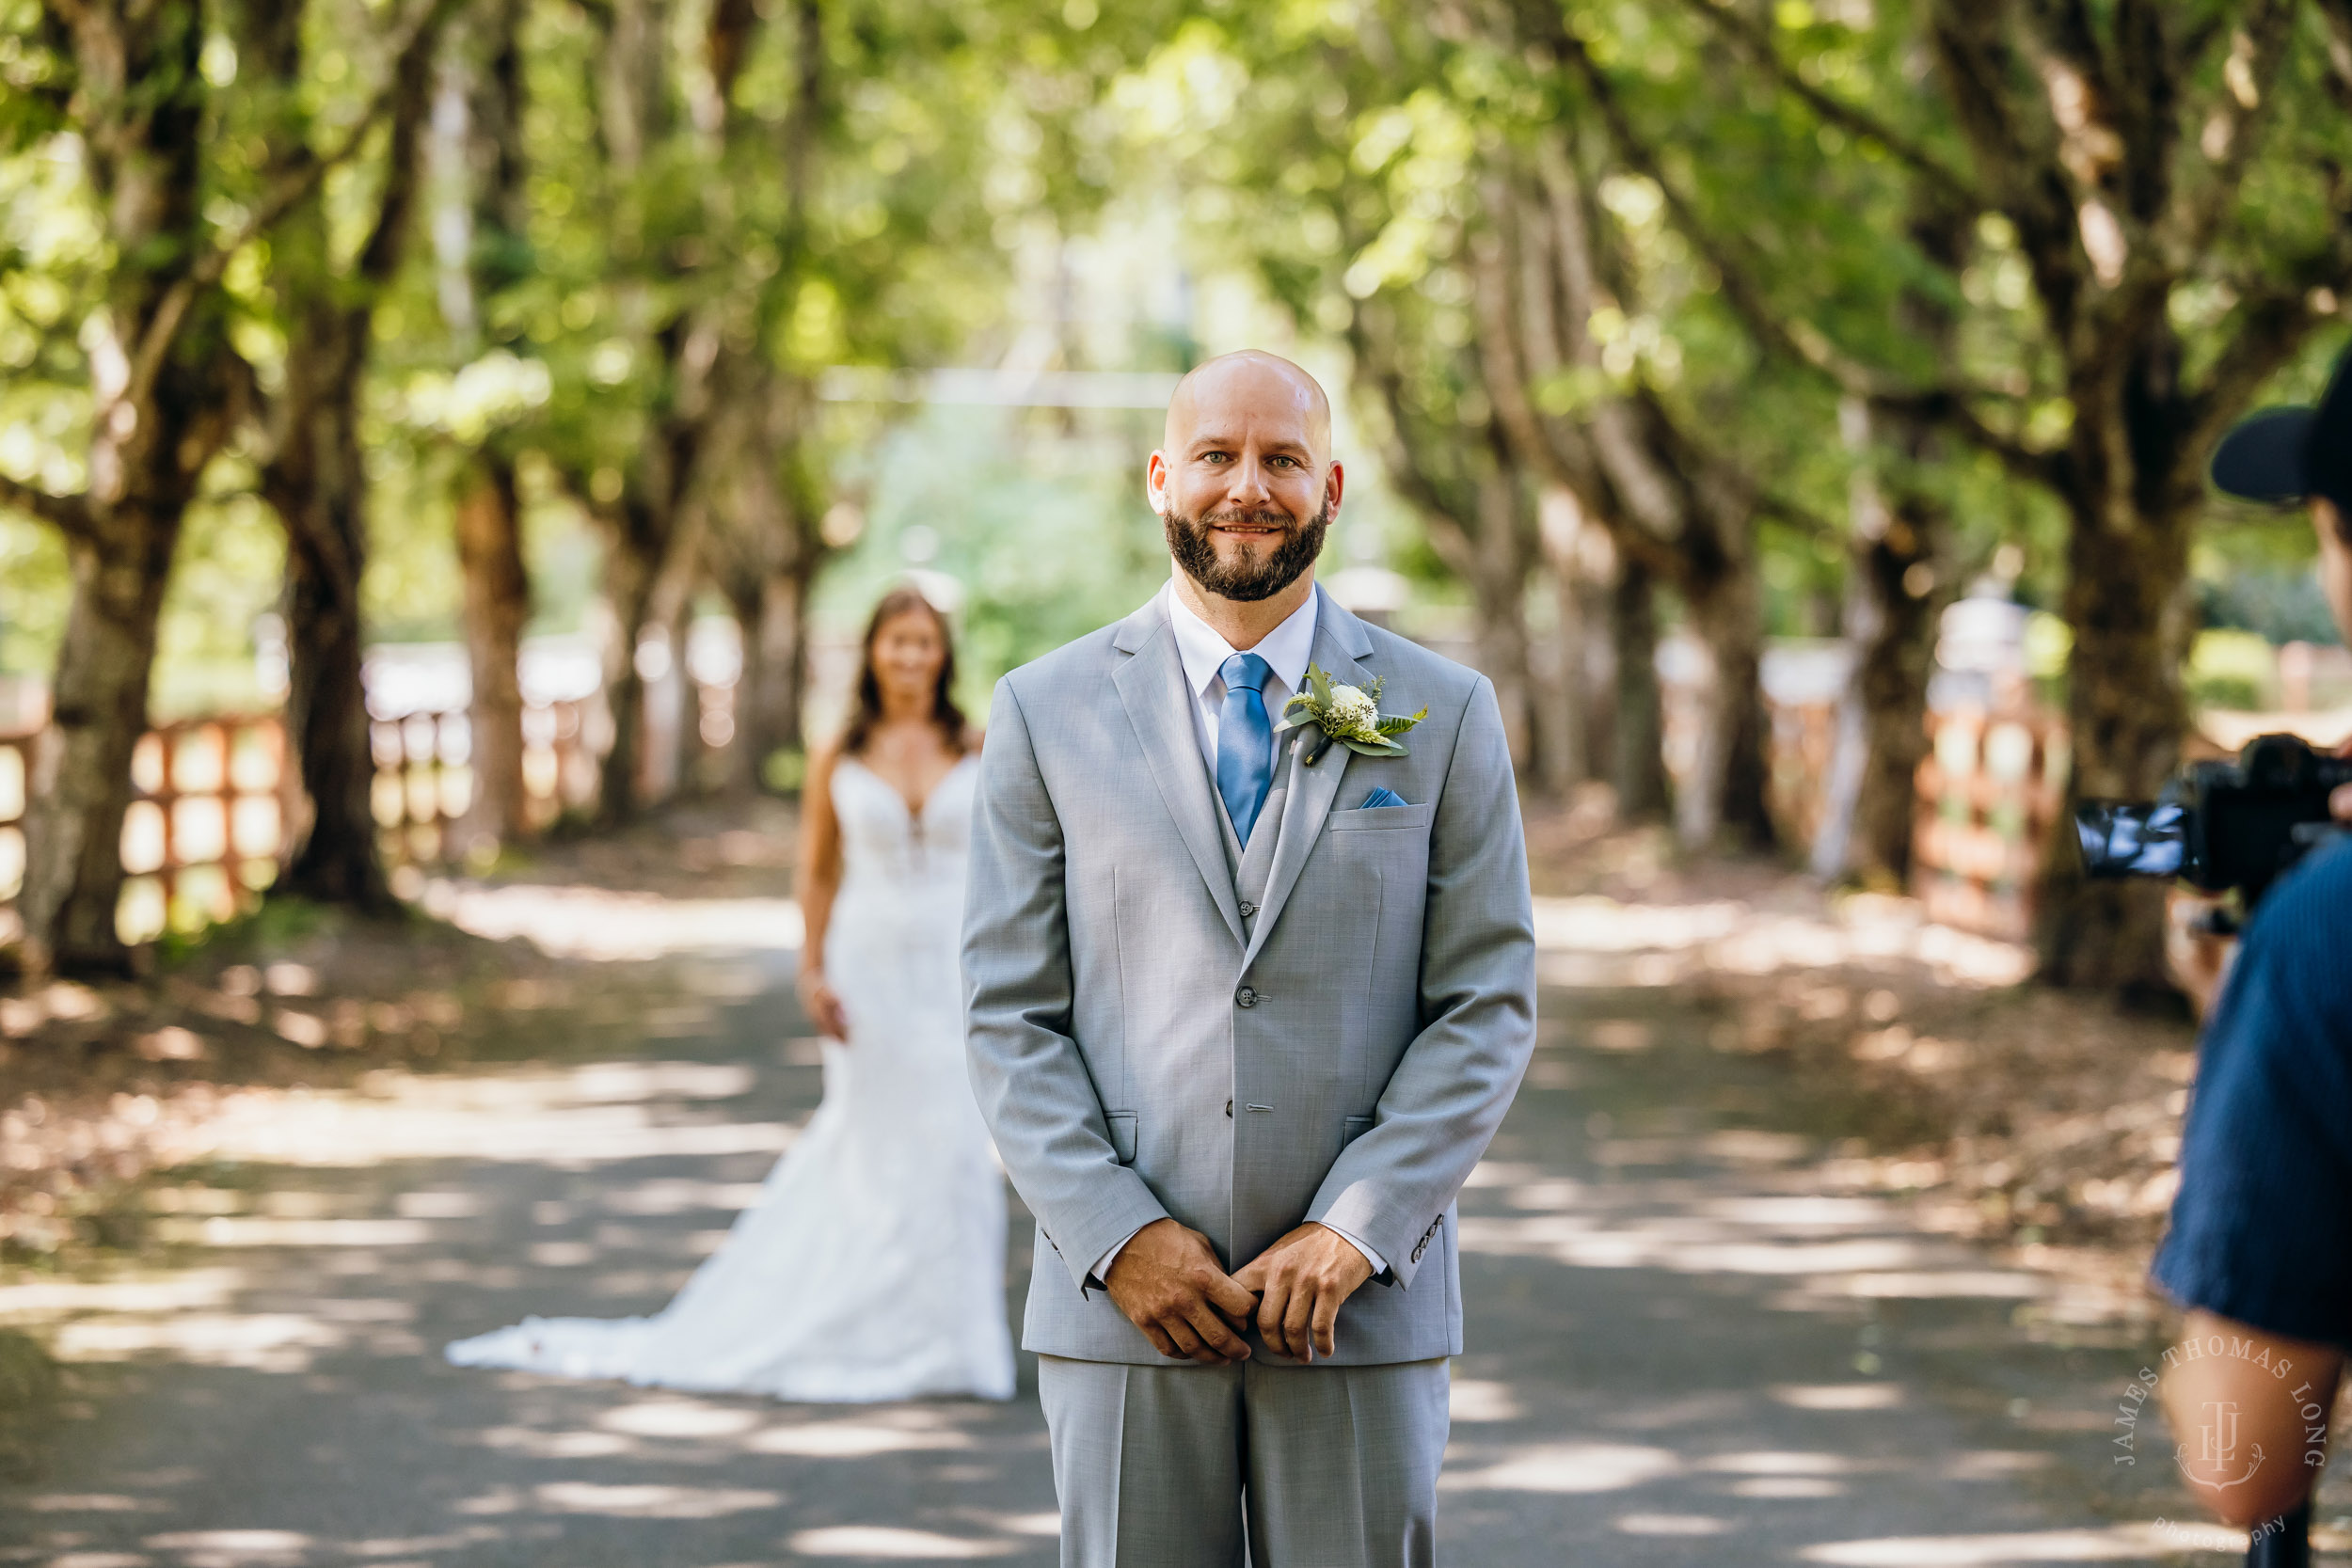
[{"x1": 1216, "y1": 653, "x2": 1275, "y2": 847}]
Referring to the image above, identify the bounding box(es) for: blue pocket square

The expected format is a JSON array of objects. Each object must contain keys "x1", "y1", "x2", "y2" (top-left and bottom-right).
[{"x1": 1357, "y1": 786, "x2": 1409, "y2": 809}]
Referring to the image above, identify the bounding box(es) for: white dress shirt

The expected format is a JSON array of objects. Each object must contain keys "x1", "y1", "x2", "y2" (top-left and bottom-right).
[
  {"x1": 1167, "y1": 583, "x2": 1319, "y2": 781},
  {"x1": 1089, "y1": 580, "x2": 1386, "y2": 1291}
]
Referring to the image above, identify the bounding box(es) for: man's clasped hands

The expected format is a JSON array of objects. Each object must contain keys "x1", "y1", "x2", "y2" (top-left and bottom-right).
[{"x1": 1104, "y1": 1217, "x2": 1374, "y2": 1366}]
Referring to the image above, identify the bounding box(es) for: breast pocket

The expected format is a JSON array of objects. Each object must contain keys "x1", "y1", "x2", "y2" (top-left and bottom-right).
[{"x1": 1324, "y1": 801, "x2": 1435, "y2": 833}]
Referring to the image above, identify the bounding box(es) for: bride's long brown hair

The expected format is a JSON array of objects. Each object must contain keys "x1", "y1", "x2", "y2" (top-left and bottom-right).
[{"x1": 840, "y1": 585, "x2": 970, "y2": 757}]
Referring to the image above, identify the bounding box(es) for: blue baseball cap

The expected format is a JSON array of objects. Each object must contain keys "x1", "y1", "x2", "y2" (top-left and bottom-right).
[{"x1": 2211, "y1": 348, "x2": 2352, "y2": 512}]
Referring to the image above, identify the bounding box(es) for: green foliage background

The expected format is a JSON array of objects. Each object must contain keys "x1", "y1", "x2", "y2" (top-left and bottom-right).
[{"x1": 0, "y1": 0, "x2": 2346, "y2": 742}]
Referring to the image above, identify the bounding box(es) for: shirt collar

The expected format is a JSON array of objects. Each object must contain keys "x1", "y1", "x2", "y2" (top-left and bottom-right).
[{"x1": 1167, "y1": 579, "x2": 1320, "y2": 700}]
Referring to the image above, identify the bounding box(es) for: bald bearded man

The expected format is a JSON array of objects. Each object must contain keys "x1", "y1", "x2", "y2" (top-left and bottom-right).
[{"x1": 962, "y1": 352, "x2": 1536, "y2": 1565}]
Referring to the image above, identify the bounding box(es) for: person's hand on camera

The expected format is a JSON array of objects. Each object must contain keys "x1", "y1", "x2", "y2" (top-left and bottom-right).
[
  {"x1": 2165, "y1": 889, "x2": 2236, "y2": 1020},
  {"x1": 2164, "y1": 737, "x2": 2352, "y2": 1018}
]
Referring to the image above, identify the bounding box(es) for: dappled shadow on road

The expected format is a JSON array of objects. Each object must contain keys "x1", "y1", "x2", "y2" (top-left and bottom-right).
[
  {"x1": 1436, "y1": 944, "x2": 2320, "y2": 1567},
  {"x1": 1, "y1": 953, "x2": 1057, "y2": 1565},
  {"x1": 4, "y1": 829, "x2": 2336, "y2": 1566},
  {"x1": 0, "y1": 797, "x2": 805, "y2": 1276}
]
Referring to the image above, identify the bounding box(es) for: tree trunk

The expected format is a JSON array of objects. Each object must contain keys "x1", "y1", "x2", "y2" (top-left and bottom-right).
[
  {"x1": 1813, "y1": 403, "x2": 1951, "y2": 884},
  {"x1": 1343, "y1": 301, "x2": 1544, "y2": 784},
  {"x1": 763, "y1": 570, "x2": 813, "y2": 775},
  {"x1": 1576, "y1": 564, "x2": 1618, "y2": 795},
  {"x1": 18, "y1": 522, "x2": 179, "y2": 974},
  {"x1": 725, "y1": 567, "x2": 812, "y2": 793},
  {"x1": 1468, "y1": 473, "x2": 1538, "y2": 774},
  {"x1": 697, "y1": 370, "x2": 824, "y2": 795},
  {"x1": 1813, "y1": 182, "x2": 1966, "y2": 882},
  {"x1": 454, "y1": 454, "x2": 529, "y2": 854},
  {"x1": 587, "y1": 471, "x2": 706, "y2": 827},
  {"x1": 1846, "y1": 515, "x2": 1945, "y2": 881},
  {"x1": 276, "y1": 444, "x2": 393, "y2": 909},
  {"x1": 659, "y1": 596, "x2": 697, "y2": 802},
  {"x1": 1680, "y1": 562, "x2": 1774, "y2": 853},
  {"x1": 266, "y1": 275, "x2": 395, "y2": 911},
  {"x1": 2037, "y1": 500, "x2": 2197, "y2": 990},
  {"x1": 437, "y1": 0, "x2": 533, "y2": 856},
  {"x1": 15, "y1": 0, "x2": 224, "y2": 975},
  {"x1": 1530, "y1": 485, "x2": 1590, "y2": 793},
  {"x1": 595, "y1": 539, "x2": 660, "y2": 829},
  {"x1": 1531, "y1": 563, "x2": 1584, "y2": 794},
  {"x1": 1611, "y1": 556, "x2": 1670, "y2": 821},
  {"x1": 252, "y1": 0, "x2": 440, "y2": 911},
  {"x1": 721, "y1": 594, "x2": 764, "y2": 796}
]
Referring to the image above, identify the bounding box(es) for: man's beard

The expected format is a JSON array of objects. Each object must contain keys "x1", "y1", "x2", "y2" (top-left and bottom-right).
[{"x1": 1162, "y1": 499, "x2": 1331, "y2": 603}]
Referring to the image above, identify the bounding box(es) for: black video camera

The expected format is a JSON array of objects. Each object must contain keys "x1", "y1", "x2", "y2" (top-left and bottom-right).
[{"x1": 2074, "y1": 733, "x2": 2352, "y2": 906}]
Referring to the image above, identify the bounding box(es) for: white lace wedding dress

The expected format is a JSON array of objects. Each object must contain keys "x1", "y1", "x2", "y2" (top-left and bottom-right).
[{"x1": 444, "y1": 752, "x2": 1015, "y2": 1402}]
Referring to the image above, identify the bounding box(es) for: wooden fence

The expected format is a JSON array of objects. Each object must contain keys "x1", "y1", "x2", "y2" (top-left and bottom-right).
[
  {"x1": 365, "y1": 701, "x2": 601, "y2": 868},
  {"x1": 1911, "y1": 705, "x2": 2070, "y2": 942},
  {"x1": 0, "y1": 701, "x2": 600, "y2": 946},
  {"x1": 1765, "y1": 699, "x2": 1841, "y2": 856},
  {"x1": 1, "y1": 688, "x2": 2069, "y2": 948},
  {"x1": 1755, "y1": 699, "x2": 2066, "y2": 942}
]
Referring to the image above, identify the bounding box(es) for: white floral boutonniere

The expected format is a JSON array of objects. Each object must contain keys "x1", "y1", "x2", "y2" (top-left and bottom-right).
[{"x1": 1275, "y1": 663, "x2": 1427, "y2": 765}]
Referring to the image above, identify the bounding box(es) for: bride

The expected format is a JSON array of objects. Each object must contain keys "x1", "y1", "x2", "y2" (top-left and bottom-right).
[{"x1": 446, "y1": 585, "x2": 1015, "y2": 1402}]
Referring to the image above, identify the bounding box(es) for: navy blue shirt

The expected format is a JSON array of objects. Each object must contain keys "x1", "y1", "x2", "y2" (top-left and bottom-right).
[{"x1": 2152, "y1": 839, "x2": 2352, "y2": 1351}]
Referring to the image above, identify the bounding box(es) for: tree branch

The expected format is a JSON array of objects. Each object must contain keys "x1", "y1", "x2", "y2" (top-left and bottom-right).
[
  {"x1": 1343, "y1": 307, "x2": 1483, "y2": 545},
  {"x1": 2317, "y1": 0, "x2": 2352, "y2": 99},
  {"x1": 753, "y1": 0, "x2": 825, "y2": 331},
  {"x1": 1555, "y1": 26, "x2": 2070, "y2": 493},
  {"x1": 1467, "y1": 192, "x2": 1572, "y2": 493},
  {"x1": 1751, "y1": 483, "x2": 1837, "y2": 540},
  {"x1": 122, "y1": 0, "x2": 465, "y2": 411},
  {"x1": 355, "y1": 0, "x2": 453, "y2": 286},
  {"x1": 2158, "y1": 0, "x2": 2299, "y2": 268},
  {"x1": 0, "y1": 472, "x2": 93, "y2": 540},
  {"x1": 1659, "y1": 0, "x2": 1981, "y2": 208},
  {"x1": 2184, "y1": 241, "x2": 2352, "y2": 464},
  {"x1": 2018, "y1": 0, "x2": 2115, "y2": 143},
  {"x1": 1920, "y1": 0, "x2": 2089, "y2": 344}
]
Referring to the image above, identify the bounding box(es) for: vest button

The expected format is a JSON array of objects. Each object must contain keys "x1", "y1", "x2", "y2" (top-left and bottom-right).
[
  {"x1": 1238, "y1": 901, "x2": 1258, "y2": 918},
  {"x1": 1236, "y1": 987, "x2": 1259, "y2": 1008}
]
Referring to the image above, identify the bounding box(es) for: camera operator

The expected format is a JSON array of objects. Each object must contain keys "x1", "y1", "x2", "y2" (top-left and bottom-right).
[{"x1": 2155, "y1": 352, "x2": 2352, "y2": 1544}]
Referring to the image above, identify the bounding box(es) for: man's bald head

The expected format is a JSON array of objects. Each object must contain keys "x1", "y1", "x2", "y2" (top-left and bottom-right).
[{"x1": 1163, "y1": 351, "x2": 1332, "y2": 461}]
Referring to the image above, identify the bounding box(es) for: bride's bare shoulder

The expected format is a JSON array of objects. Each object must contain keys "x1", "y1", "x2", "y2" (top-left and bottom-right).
[{"x1": 803, "y1": 738, "x2": 850, "y2": 798}]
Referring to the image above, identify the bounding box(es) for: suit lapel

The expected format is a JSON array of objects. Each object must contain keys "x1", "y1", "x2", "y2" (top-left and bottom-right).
[
  {"x1": 1112, "y1": 591, "x2": 1247, "y2": 946},
  {"x1": 1243, "y1": 587, "x2": 1377, "y2": 970}
]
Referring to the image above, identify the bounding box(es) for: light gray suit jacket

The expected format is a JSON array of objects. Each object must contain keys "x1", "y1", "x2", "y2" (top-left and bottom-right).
[{"x1": 961, "y1": 583, "x2": 1535, "y2": 1366}]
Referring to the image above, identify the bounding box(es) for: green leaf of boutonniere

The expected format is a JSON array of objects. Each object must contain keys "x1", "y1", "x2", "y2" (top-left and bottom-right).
[{"x1": 1285, "y1": 663, "x2": 1427, "y2": 765}]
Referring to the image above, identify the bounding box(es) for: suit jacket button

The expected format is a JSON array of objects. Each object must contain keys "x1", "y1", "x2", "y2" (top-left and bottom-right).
[
  {"x1": 1239, "y1": 901, "x2": 1257, "y2": 918},
  {"x1": 1235, "y1": 987, "x2": 1258, "y2": 1008}
]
